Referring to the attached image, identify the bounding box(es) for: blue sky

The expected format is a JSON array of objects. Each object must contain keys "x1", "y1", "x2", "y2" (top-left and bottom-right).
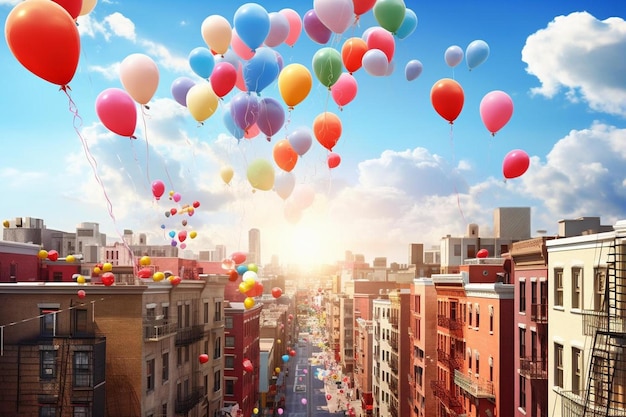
[{"x1": 1, "y1": 0, "x2": 625, "y2": 266}]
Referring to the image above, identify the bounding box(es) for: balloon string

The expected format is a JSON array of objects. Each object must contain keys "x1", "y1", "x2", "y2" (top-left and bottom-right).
[
  {"x1": 63, "y1": 87, "x2": 138, "y2": 277},
  {"x1": 141, "y1": 106, "x2": 151, "y2": 185},
  {"x1": 449, "y1": 123, "x2": 466, "y2": 226}
]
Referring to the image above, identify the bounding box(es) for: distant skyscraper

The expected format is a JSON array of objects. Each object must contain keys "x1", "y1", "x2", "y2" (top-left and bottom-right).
[
  {"x1": 408, "y1": 243, "x2": 424, "y2": 265},
  {"x1": 215, "y1": 244, "x2": 227, "y2": 262},
  {"x1": 248, "y1": 228, "x2": 261, "y2": 265}
]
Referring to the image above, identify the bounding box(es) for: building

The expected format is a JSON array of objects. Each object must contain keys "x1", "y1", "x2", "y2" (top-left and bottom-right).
[
  {"x1": 248, "y1": 229, "x2": 261, "y2": 266},
  {"x1": 389, "y1": 289, "x2": 411, "y2": 417},
  {"x1": 0, "y1": 274, "x2": 228, "y2": 417},
  {"x1": 372, "y1": 297, "x2": 395, "y2": 417}
]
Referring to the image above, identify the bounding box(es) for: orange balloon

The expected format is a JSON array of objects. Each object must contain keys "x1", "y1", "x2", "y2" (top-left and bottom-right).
[
  {"x1": 430, "y1": 78, "x2": 465, "y2": 124},
  {"x1": 341, "y1": 37, "x2": 368, "y2": 74},
  {"x1": 313, "y1": 112, "x2": 342, "y2": 151},
  {"x1": 278, "y1": 63, "x2": 312, "y2": 109},
  {"x1": 5, "y1": 0, "x2": 81, "y2": 86},
  {"x1": 273, "y1": 140, "x2": 299, "y2": 172}
]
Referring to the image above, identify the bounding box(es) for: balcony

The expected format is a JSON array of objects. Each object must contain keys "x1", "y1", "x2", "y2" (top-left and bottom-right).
[
  {"x1": 530, "y1": 303, "x2": 548, "y2": 324},
  {"x1": 437, "y1": 315, "x2": 464, "y2": 337},
  {"x1": 175, "y1": 324, "x2": 205, "y2": 346},
  {"x1": 431, "y1": 380, "x2": 465, "y2": 415},
  {"x1": 144, "y1": 318, "x2": 177, "y2": 341},
  {"x1": 175, "y1": 387, "x2": 204, "y2": 415},
  {"x1": 519, "y1": 357, "x2": 547, "y2": 380},
  {"x1": 454, "y1": 370, "x2": 495, "y2": 399},
  {"x1": 559, "y1": 389, "x2": 626, "y2": 417},
  {"x1": 437, "y1": 349, "x2": 463, "y2": 370},
  {"x1": 390, "y1": 336, "x2": 398, "y2": 352}
]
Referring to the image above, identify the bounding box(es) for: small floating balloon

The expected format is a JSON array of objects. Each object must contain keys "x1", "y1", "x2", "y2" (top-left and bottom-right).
[
  {"x1": 65, "y1": 254, "x2": 75, "y2": 263},
  {"x1": 502, "y1": 149, "x2": 530, "y2": 179},
  {"x1": 140, "y1": 256, "x2": 151, "y2": 266},
  {"x1": 153, "y1": 271, "x2": 165, "y2": 282},
  {"x1": 77, "y1": 290, "x2": 86, "y2": 299},
  {"x1": 101, "y1": 272, "x2": 115, "y2": 286},
  {"x1": 199, "y1": 354, "x2": 209, "y2": 364},
  {"x1": 477, "y1": 249, "x2": 489, "y2": 258}
]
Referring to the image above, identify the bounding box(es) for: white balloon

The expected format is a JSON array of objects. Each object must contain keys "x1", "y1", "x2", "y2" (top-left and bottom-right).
[
  {"x1": 362, "y1": 49, "x2": 388, "y2": 77},
  {"x1": 274, "y1": 171, "x2": 296, "y2": 200}
]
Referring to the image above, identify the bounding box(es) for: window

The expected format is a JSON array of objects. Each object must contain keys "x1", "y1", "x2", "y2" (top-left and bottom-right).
[
  {"x1": 177, "y1": 304, "x2": 183, "y2": 329},
  {"x1": 40, "y1": 406, "x2": 57, "y2": 417},
  {"x1": 519, "y1": 375, "x2": 526, "y2": 410},
  {"x1": 225, "y1": 316, "x2": 233, "y2": 329},
  {"x1": 146, "y1": 307, "x2": 155, "y2": 319},
  {"x1": 73, "y1": 309, "x2": 88, "y2": 335},
  {"x1": 226, "y1": 379, "x2": 235, "y2": 396},
  {"x1": 467, "y1": 244, "x2": 476, "y2": 258},
  {"x1": 73, "y1": 405, "x2": 90, "y2": 417},
  {"x1": 41, "y1": 350, "x2": 56, "y2": 379},
  {"x1": 475, "y1": 352, "x2": 480, "y2": 375},
  {"x1": 554, "y1": 344, "x2": 564, "y2": 388},
  {"x1": 454, "y1": 244, "x2": 461, "y2": 256},
  {"x1": 161, "y1": 404, "x2": 167, "y2": 417},
  {"x1": 162, "y1": 352, "x2": 169, "y2": 383},
  {"x1": 572, "y1": 268, "x2": 583, "y2": 309},
  {"x1": 204, "y1": 302, "x2": 209, "y2": 324},
  {"x1": 489, "y1": 310, "x2": 494, "y2": 333},
  {"x1": 177, "y1": 347, "x2": 183, "y2": 366},
  {"x1": 225, "y1": 336, "x2": 235, "y2": 347},
  {"x1": 519, "y1": 328, "x2": 526, "y2": 358},
  {"x1": 554, "y1": 269, "x2": 564, "y2": 307},
  {"x1": 215, "y1": 301, "x2": 222, "y2": 322},
  {"x1": 214, "y1": 337, "x2": 221, "y2": 359},
  {"x1": 468, "y1": 305, "x2": 473, "y2": 327},
  {"x1": 520, "y1": 281, "x2": 526, "y2": 313},
  {"x1": 225, "y1": 355, "x2": 235, "y2": 369},
  {"x1": 213, "y1": 370, "x2": 221, "y2": 392},
  {"x1": 147, "y1": 358, "x2": 155, "y2": 392},
  {"x1": 74, "y1": 351, "x2": 92, "y2": 387},
  {"x1": 40, "y1": 309, "x2": 58, "y2": 337},
  {"x1": 184, "y1": 345, "x2": 189, "y2": 363},
  {"x1": 572, "y1": 347, "x2": 583, "y2": 395},
  {"x1": 475, "y1": 306, "x2": 480, "y2": 329},
  {"x1": 594, "y1": 267, "x2": 607, "y2": 311}
]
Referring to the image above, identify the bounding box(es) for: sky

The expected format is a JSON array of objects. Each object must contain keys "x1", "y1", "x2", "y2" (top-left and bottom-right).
[{"x1": 0, "y1": 0, "x2": 625, "y2": 267}]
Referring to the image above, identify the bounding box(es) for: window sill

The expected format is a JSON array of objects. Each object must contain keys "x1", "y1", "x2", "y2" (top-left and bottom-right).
[
  {"x1": 553, "y1": 306, "x2": 565, "y2": 311},
  {"x1": 517, "y1": 407, "x2": 527, "y2": 415},
  {"x1": 570, "y1": 308, "x2": 582, "y2": 314}
]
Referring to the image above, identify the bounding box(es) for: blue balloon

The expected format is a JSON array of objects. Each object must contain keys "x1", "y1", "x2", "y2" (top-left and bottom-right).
[
  {"x1": 396, "y1": 9, "x2": 417, "y2": 40},
  {"x1": 243, "y1": 47, "x2": 279, "y2": 93},
  {"x1": 466, "y1": 40, "x2": 490, "y2": 70},
  {"x1": 169, "y1": 230, "x2": 176, "y2": 238},
  {"x1": 236, "y1": 265, "x2": 248, "y2": 275},
  {"x1": 234, "y1": 3, "x2": 270, "y2": 51},
  {"x1": 222, "y1": 104, "x2": 245, "y2": 140},
  {"x1": 282, "y1": 354, "x2": 289, "y2": 362},
  {"x1": 188, "y1": 47, "x2": 215, "y2": 79},
  {"x1": 405, "y1": 59, "x2": 423, "y2": 81},
  {"x1": 160, "y1": 224, "x2": 166, "y2": 229}
]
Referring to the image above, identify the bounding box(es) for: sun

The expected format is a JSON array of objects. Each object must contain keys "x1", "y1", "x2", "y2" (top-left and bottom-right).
[{"x1": 286, "y1": 223, "x2": 335, "y2": 266}]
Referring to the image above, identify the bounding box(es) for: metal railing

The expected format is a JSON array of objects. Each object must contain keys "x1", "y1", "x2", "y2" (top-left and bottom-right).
[
  {"x1": 519, "y1": 357, "x2": 548, "y2": 379},
  {"x1": 530, "y1": 303, "x2": 548, "y2": 323},
  {"x1": 454, "y1": 370, "x2": 495, "y2": 399},
  {"x1": 144, "y1": 318, "x2": 177, "y2": 341}
]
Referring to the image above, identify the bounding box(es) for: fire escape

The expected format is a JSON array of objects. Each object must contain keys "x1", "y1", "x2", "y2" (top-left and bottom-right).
[{"x1": 561, "y1": 240, "x2": 626, "y2": 417}]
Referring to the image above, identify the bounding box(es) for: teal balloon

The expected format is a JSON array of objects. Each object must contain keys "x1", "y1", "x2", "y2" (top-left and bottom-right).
[
  {"x1": 234, "y1": 3, "x2": 270, "y2": 51},
  {"x1": 373, "y1": 0, "x2": 407, "y2": 34},
  {"x1": 395, "y1": 8, "x2": 417, "y2": 40},
  {"x1": 466, "y1": 40, "x2": 490, "y2": 70},
  {"x1": 312, "y1": 47, "x2": 342, "y2": 88}
]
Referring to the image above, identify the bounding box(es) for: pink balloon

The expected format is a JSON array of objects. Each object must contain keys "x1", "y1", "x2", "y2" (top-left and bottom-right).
[
  {"x1": 280, "y1": 8, "x2": 302, "y2": 47},
  {"x1": 265, "y1": 12, "x2": 290, "y2": 47},
  {"x1": 210, "y1": 62, "x2": 237, "y2": 98},
  {"x1": 362, "y1": 49, "x2": 388, "y2": 76},
  {"x1": 245, "y1": 123, "x2": 261, "y2": 139},
  {"x1": 235, "y1": 61, "x2": 247, "y2": 92},
  {"x1": 327, "y1": 152, "x2": 341, "y2": 169},
  {"x1": 366, "y1": 27, "x2": 395, "y2": 62},
  {"x1": 331, "y1": 73, "x2": 358, "y2": 109},
  {"x1": 95, "y1": 88, "x2": 137, "y2": 138},
  {"x1": 314, "y1": 0, "x2": 355, "y2": 34},
  {"x1": 502, "y1": 149, "x2": 530, "y2": 179},
  {"x1": 232, "y1": 28, "x2": 255, "y2": 60},
  {"x1": 151, "y1": 180, "x2": 165, "y2": 200},
  {"x1": 480, "y1": 90, "x2": 514, "y2": 135},
  {"x1": 119, "y1": 53, "x2": 159, "y2": 105}
]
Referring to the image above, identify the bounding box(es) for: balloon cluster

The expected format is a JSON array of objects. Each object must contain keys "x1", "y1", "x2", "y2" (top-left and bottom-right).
[
  {"x1": 91, "y1": 262, "x2": 115, "y2": 286},
  {"x1": 136, "y1": 255, "x2": 182, "y2": 285},
  {"x1": 222, "y1": 252, "x2": 263, "y2": 309},
  {"x1": 151, "y1": 180, "x2": 200, "y2": 249}
]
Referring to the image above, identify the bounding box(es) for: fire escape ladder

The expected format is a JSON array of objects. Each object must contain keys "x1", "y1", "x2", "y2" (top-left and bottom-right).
[{"x1": 57, "y1": 340, "x2": 71, "y2": 415}]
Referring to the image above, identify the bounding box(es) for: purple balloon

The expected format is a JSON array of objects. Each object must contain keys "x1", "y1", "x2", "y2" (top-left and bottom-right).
[
  {"x1": 405, "y1": 59, "x2": 423, "y2": 81},
  {"x1": 303, "y1": 9, "x2": 332, "y2": 44},
  {"x1": 171, "y1": 77, "x2": 195, "y2": 107},
  {"x1": 288, "y1": 127, "x2": 313, "y2": 156},
  {"x1": 230, "y1": 92, "x2": 260, "y2": 132},
  {"x1": 257, "y1": 97, "x2": 285, "y2": 140}
]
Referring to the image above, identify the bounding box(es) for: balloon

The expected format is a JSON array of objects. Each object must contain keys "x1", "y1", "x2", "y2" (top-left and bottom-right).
[
  {"x1": 326, "y1": 394, "x2": 332, "y2": 400},
  {"x1": 230, "y1": 92, "x2": 260, "y2": 132},
  {"x1": 253, "y1": 407, "x2": 259, "y2": 415},
  {"x1": 312, "y1": 47, "x2": 343, "y2": 88},
  {"x1": 289, "y1": 350, "x2": 296, "y2": 357},
  {"x1": 96, "y1": 88, "x2": 137, "y2": 138},
  {"x1": 102, "y1": 262, "x2": 112, "y2": 272},
  {"x1": 405, "y1": 59, "x2": 423, "y2": 81},
  {"x1": 362, "y1": 49, "x2": 389, "y2": 77},
  {"x1": 278, "y1": 64, "x2": 312, "y2": 109},
  {"x1": 327, "y1": 152, "x2": 341, "y2": 169},
  {"x1": 227, "y1": 269, "x2": 238, "y2": 282},
  {"x1": 341, "y1": 37, "x2": 368, "y2": 74},
  {"x1": 502, "y1": 149, "x2": 530, "y2": 179},
  {"x1": 290, "y1": 184, "x2": 315, "y2": 210},
  {"x1": 5, "y1": 0, "x2": 80, "y2": 87},
  {"x1": 288, "y1": 128, "x2": 313, "y2": 156},
  {"x1": 247, "y1": 158, "x2": 275, "y2": 191},
  {"x1": 231, "y1": 28, "x2": 255, "y2": 61},
  {"x1": 480, "y1": 91, "x2": 514, "y2": 135},
  {"x1": 119, "y1": 53, "x2": 159, "y2": 105},
  {"x1": 245, "y1": 123, "x2": 260, "y2": 139},
  {"x1": 282, "y1": 354, "x2": 289, "y2": 362},
  {"x1": 186, "y1": 83, "x2": 219, "y2": 123},
  {"x1": 188, "y1": 47, "x2": 215, "y2": 79},
  {"x1": 396, "y1": 8, "x2": 417, "y2": 39},
  {"x1": 77, "y1": 290, "x2": 86, "y2": 299},
  {"x1": 314, "y1": 0, "x2": 354, "y2": 34},
  {"x1": 444, "y1": 45, "x2": 464, "y2": 68},
  {"x1": 189, "y1": 231, "x2": 197, "y2": 239},
  {"x1": 243, "y1": 47, "x2": 280, "y2": 94},
  {"x1": 280, "y1": 8, "x2": 302, "y2": 47},
  {"x1": 38, "y1": 250, "x2": 48, "y2": 260},
  {"x1": 331, "y1": 73, "x2": 358, "y2": 109},
  {"x1": 265, "y1": 12, "x2": 290, "y2": 47},
  {"x1": 169, "y1": 276, "x2": 182, "y2": 286},
  {"x1": 301, "y1": 398, "x2": 307, "y2": 405},
  {"x1": 236, "y1": 265, "x2": 248, "y2": 276},
  {"x1": 243, "y1": 359, "x2": 254, "y2": 372},
  {"x1": 151, "y1": 180, "x2": 165, "y2": 200},
  {"x1": 101, "y1": 272, "x2": 115, "y2": 286},
  {"x1": 366, "y1": 27, "x2": 395, "y2": 62},
  {"x1": 52, "y1": 0, "x2": 82, "y2": 19},
  {"x1": 274, "y1": 171, "x2": 296, "y2": 200},
  {"x1": 66, "y1": 255, "x2": 76, "y2": 263},
  {"x1": 313, "y1": 112, "x2": 342, "y2": 151},
  {"x1": 47, "y1": 250, "x2": 59, "y2": 262},
  {"x1": 430, "y1": 78, "x2": 464, "y2": 124},
  {"x1": 201, "y1": 15, "x2": 232, "y2": 55},
  {"x1": 247, "y1": 263, "x2": 259, "y2": 273},
  {"x1": 477, "y1": 249, "x2": 489, "y2": 258},
  {"x1": 272, "y1": 287, "x2": 283, "y2": 298},
  {"x1": 373, "y1": 0, "x2": 406, "y2": 33},
  {"x1": 199, "y1": 354, "x2": 209, "y2": 364},
  {"x1": 171, "y1": 77, "x2": 195, "y2": 107},
  {"x1": 273, "y1": 140, "x2": 299, "y2": 172},
  {"x1": 233, "y1": 3, "x2": 270, "y2": 51},
  {"x1": 277, "y1": 409, "x2": 283, "y2": 415},
  {"x1": 220, "y1": 166, "x2": 234, "y2": 185},
  {"x1": 244, "y1": 297, "x2": 256, "y2": 309},
  {"x1": 303, "y1": 9, "x2": 332, "y2": 44},
  {"x1": 223, "y1": 104, "x2": 245, "y2": 140},
  {"x1": 79, "y1": 0, "x2": 97, "y2": 16},
  {"x1": 178, "y1": 230, "x2": 187, "y2": 243},
  {"x1": 140, "y1": 255, "x2": 151, "y2": 266},
  {"x1": 210, "y1": 62, "x2": 237, "y2": 98},
  {"x1": 257, "y1": 97, "x2": 285, "y2": 140},
  {"x1": 466, "y1": 40, "x2": 490, "y2": 70},
  {"x1": 231, "y1": 251, "x2": 247, "y2": 265},
  {"x1": 353, "y1": 0, "x2": 376, "y2": 16}
]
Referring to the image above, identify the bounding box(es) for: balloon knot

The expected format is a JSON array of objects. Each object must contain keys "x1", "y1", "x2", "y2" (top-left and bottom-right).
[
  {"x1": 491, "y1": 132, "x2": 496, "y2": 137},
  {"x1": 144, "y1": 104, "x2": 150, "y2": 110},
  {"x1": 59, "y1": 85, "x2": 71, "y2": 92},
  {"x1": 130, "y1": 135, "x2": 137, "y2": 140}
]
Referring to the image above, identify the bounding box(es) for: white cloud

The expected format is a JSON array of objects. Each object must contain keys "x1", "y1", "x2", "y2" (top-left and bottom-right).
[
  {"x1": 103, "y1": 12, "x2": 136, "y2": 42},
  {"x1": 522, "y1": 12, "x2": 626, "y2": 117}
]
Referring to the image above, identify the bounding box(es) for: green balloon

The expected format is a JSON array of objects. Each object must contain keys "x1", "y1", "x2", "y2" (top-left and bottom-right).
[
  {"x1": 247, "y1": 158, "x2": 275, "y2": 191},
  {"x1": 373, "y1": 0, "x2": 407, "y2": 34},
  {"x1": 312, "y1": 47, "x2": 343, "y2": 88}
]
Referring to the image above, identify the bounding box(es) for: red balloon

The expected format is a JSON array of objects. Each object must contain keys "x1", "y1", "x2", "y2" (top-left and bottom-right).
[
  {"x1": 327, "y1": 152, "x2": 341, "y2": 169},
  {"x1": 5, "y1": 0, "x2": 80, "y2": 86},
  {"x1": 289, "y1": 350, "x2": 296, "y2": 357},
  {"x1": 151, "y1": 180, "x2": 165, "y2": 200},
  {"x1": 243, "y1": 359, "x2": 254, "y2": 372},
  {"x1": 52, "y1": 0, "x2": 83, "y2": 19},
  {"x1": 502, "y1": 149, "x2": 530, "y2": 179},
  {"x1": 430, "y1": 78, "x2": 465, "y2": 124},
  {"x1": 228, "y1": 270, "x2": 239, "y2": 282},
  {"x1": 95, "y1": 88, "x2": 137, "y2": 138},
  {"x1": 210, "y1": 62, "x2": 238, "y2": 98},
  {"x1": 477, "y1": 249, "x2": 489, "y2": 258},
  {"x1": 178, "y1": 230, "x2": 187, "y2": 242},
  {"x1": 47, "y1": 250, "x2": 59, "y2": 262},
  {"x1": 272, "y1": 287, "x2": 283, "y2": 298},
  {"x1": 169, "y1": 276, "x2": 182, "y2": 286},
  {"x1": 101, "y1": 272, "x2": 115, "y2": 286},
  {"x1": 231, "y1": 252, "x2": 247, "y2": 265},
  {"x1": 77, "y1": 290, "x2": 86, "y2": 299},
  {"x1": 199, "y1": 354, "x2": 209, "y2": 364},
  {"x1": 273, "y1": 140, "x2": 299, "y2": 172},
  {"x1": 137, "y1": 267, "x2": 153, "y2": 279},
  {"x1": 192, "y1": 201, "x2": 201, "y2": 208},
  {"x1": 313, "y1": 112, "x2": 342, "y2": 151},
  {"x1": 353, "y1": 0, "x2": 376, "y2": 15}
]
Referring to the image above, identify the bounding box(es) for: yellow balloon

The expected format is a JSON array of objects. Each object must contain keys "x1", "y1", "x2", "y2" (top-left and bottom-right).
[
  {"x1": 79, "y1": 0, "x2": 97, "y2": 16},
  {"x1": 253, "y1": 407, "x2": 259, "y2": 415},
  {"x1": 153, "y1": 271, "x2": 165, "y2": 282},
  {"x1": 140, "y1": 256, "x2": 151, "y2": 266},
  {"x1": 102, "y1": 262, "x2": 113, "y2": 272},
  {"x1": 77, "y1": 275, "x2": 86, "y2": 284},
  {"x1": 93, "y1": 266, "x2": 101, "y2": 275},
  {"x1": 277, "y1": 339, "x2": 281, "y2": 344},
  {"x1": 278, "y1": 63, "x2": 312, "y2": 108},
  {"x1": 239, "y1": 282, "x2": 249, "y2": 294},
  {"x1": 38, "y1": 250, "x2": 48, "y2": 260},
  {"x1": 2, "y1": 220, "x2": 9, "y2": 228},
  {"x1": 66, "y1": 255, "x2": 75, "y2": 263},
  {"x1": 189, "y1": 231, "x2": 197, "y2": 239},
  {"x1": 220, "y1": 165, "x2": 234, "y2": 185},
  {"x1": 244, "y1": 297, "x2": 255, "y2": 309},
  {"x1": 186, "y1": 83, "x2": 219, "y2": 122},
  {"x1": 246, "y1": 158, "x2": 275, "y2": 191},
  {"x1": 201, "y1": 15, "x2": 232, "y2": 55},
  {"x1": 274, "y1": 368, "x2": 280, "y2": 374}
]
